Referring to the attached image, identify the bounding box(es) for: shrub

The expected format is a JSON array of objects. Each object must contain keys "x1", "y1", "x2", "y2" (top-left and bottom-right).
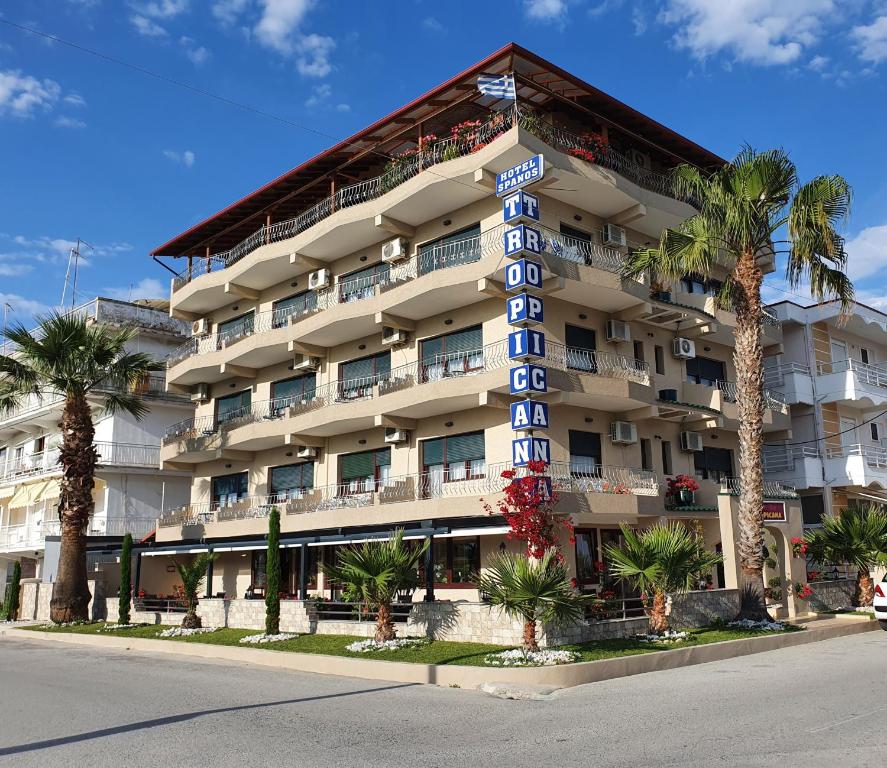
[
  {"x1": 265, "y1": 507, "x2": 280, "y2": 636},
  {"x1": 118, "y1": 533, "x2": 133, "y2": 626}
]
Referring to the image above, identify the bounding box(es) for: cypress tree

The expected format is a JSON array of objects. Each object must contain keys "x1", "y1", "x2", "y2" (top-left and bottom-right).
[
  {"x1": 6, "y1": 561, "x2": 21, "y2": 621},
  {"x1": 265, "y1": 507, "x2": 280, "y2": 635},
  {"x1": 118, "y1": 533, "x2": 133, "y2": 625}
]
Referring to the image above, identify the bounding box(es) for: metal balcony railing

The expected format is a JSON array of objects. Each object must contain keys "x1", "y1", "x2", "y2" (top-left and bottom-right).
[
  {"x1": 0, "y1": 442, "x2": 160, "y2": 482},
  {"x1": 720, "y1": 477, "x2": 798, "y2": 499},
  {"x1": 825, "y1": 443, "x2": 887, "y2": 468},
  {"x1": 762, "y1": 362, "x2": 811, "y2": 388},
  {"x1": 41, "y1": 517, "x2": 157, "y2": 539},
  {"x1": 716, "y1": 380, "x2": 789, "y2": 414},
  {"x1": 817, "y1": 358, "x2": 887, "y2": 388},
  {"x1": 762, "y1": 445, "x2": 820, "y2": 474}
]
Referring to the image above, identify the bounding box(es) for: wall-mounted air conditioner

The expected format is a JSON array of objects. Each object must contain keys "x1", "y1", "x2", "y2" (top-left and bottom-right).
[
  {"x1": 296, "y1": 446, "x2": 318, "y2": 459},
  {"x1": 382, "y1": 327, "x2": 408, "y2": 346},
  {"x1": 384, "y1": 428, "x2": 409, "y2": 444},
  {"x1": 672, "y1": 337, "x2": 696, "y2": 360},
  {"x1": 191, "y1": 383, "x2": 210, "y2": 403},
  {"x1": 602, "y1": 223, "x2": 627, "y2": 248},
  {"x1": 192, "y1": 318, "x2": 210, "y2": 336},
  {"x1": 292, "y1": 355, "x2": 320, "y2": 372},
  {"x1": 610, "y1": 421, "x2": 638, "y2": 445},
  {"x1": 680, "y1": 431, "x2": 704, "y2": 452},
  {"x1": 606, "y1": 319, "x2": 631, "y2": 343},
  {"x1": 381, "y1": 237, "x2": 409, "y2": 263},
  {"x1": 628, "y1": 149, "x2": 652, "y2": 170},
  {"x1": 308, "y1": 268, "x2": 330, "y2": 290}
]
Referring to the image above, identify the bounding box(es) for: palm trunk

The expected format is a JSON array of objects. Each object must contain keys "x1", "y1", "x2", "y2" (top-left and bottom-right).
[
  {"x1": 648, "y1": 590, "x2": 670, "y2": 634},
  {"x1": 50, "y1": 394, "x2": 97, "y2": 623},
  {"x1": 732, "y1": 251, "x2": 770, "y2": 622},
  {"x1": 855, "y1": 567, "x2": 874, "y2": 607},
  {"x1": 375, "y1": 601, "x2": 396, "y2": 642},
  {"x1": 522, "y1": 618, "x2": 539, "y2": 652}
]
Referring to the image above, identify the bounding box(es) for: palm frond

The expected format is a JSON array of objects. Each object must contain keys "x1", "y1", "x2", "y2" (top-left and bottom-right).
[{"x1": 805, "y1": 505, "x2": 887, "y2": 571}]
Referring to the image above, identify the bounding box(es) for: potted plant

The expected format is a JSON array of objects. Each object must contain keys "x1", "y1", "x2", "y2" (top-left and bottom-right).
[
  {"x1": 649, "y1": 280, "x2": 672, "y2": 303},
  {"x1": 667, "y1": 475, "x2": 700, "y2": 505}
]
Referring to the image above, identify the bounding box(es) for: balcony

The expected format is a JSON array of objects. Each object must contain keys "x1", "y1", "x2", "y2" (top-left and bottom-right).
[
  {"x1": 0, "y1": 442, "x2": 161, "y2": 483},
  {"x1": 762, "y1": 446, "x2": 823, "y2": 490},
  {"x1": 161, "y1": 343, "x2": 652, "y2": 462},
  {"x1": 170, "y1": 105, "x2": 696, "y2": 302},
  {"x1": 824, "y1": 444, "x2": 887, "y2": 489},
  {"x1": 763, "y1": 362, "x2": 813, "y2": 405},
  {"x1": 155, "y1": 461, "x2": 660, "y2": 541},
  {"x1": 816, "y1": 359, "x2": 887, "y2": 408},
  {"x1": 715, "y1": 380, "x2": 792, "y2": 433},
  {"x1": 719, "y1": 477, "x2": 799, "y2": 499}
]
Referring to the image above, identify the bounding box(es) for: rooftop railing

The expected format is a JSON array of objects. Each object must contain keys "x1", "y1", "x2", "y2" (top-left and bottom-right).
[
  {"x1": 719, "y1": 477, "x2": 798, "y2": 499},
  {"x1": 171, "y1": 105, "x2": 693, "y2": 292}
]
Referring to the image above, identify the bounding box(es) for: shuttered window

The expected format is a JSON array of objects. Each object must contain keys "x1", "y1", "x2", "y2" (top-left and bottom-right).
[
  {"x1": 273, "y1": 291, "x2": 317, "y2": 326},
  {"x1": 217, "y1": 311, "x2": 254, "y2": 343},
  {"x1": 418, "y1": 223, "x2": 481, "y2": 274},
  {"x1": 694, "y1": 447, "x2": 733, "y2": 481},
  {"x1": 340, "y1": 351, "x2": 390, "y2": 383},
  {"x1": 340, "y1": 448, "x2": 391, "y2": 491},
  {"x1": 686, "y1": 356, "x2": 726, "y2": 386},
  {"x1": 272, "y1": 374, "x2": 316, "y2": 404},
  {"x1": 420, "y1": 325, "x2": 483, "y2": 380},
  {"x1": 422, "y1": 431, "x2": 485, "y2": 482},
  {"x1": 216, "y1": 389, "x2": 251, "y2": 426},
  {"x1": 269, "y1": 463, "x2": 314, "y2": 497},
  {"x1": 339, "y1": 262, "x2": 390, "y2": 303},
  {"x1": 211, "y1": 472, "x2": 248, "y2": 506}
]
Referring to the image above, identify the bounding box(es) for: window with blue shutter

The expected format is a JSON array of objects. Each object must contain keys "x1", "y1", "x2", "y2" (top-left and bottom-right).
[{"x1": 217, "y1": 311, "x2": 255, "y2": 345}]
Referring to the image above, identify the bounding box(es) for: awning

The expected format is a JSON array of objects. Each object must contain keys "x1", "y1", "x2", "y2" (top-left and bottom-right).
[
  {"x1": 38, "y1": 480, "x2": 60, "y2": 503},
  {"x1": 8, "y1": 481, "x2": 47, "y2": 509},
  {"x1": 0, "y1": 486, "x2": 14, "y2": 501}
]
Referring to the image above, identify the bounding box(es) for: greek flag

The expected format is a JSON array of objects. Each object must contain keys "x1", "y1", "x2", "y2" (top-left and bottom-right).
[{"x1": 477, "y1": 73, "x2": 516, "y2": 100}]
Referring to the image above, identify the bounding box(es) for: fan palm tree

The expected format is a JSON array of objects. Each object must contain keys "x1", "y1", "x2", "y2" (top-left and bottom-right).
[
  {"x1": 605, "y1": 523, "x2": 723, "y2": 634},
  {"x1": 476, "y1": 549, "x2": 585, "y2": 652},
  {"x1": 805, "y1": 505, "x2": 887, "y2": 606},
  {"x1": 175, "y1": 553, "x2": 216, "y2": 628},
  {"x1": 621, "y1": 148, "x2": 853, "y2": 619},
  {"x1": 0, "y1": 312, "x2": 162, "y2": 623},
  {"x1": 324, "y1": 529, "x2": 428, "y2": 642}
]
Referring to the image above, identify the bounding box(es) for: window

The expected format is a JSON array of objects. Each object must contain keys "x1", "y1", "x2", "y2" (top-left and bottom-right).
[
  {"x1": 217, "y1": 311, "x2": 254, "y2": 346},
  {"x1": 420, "y1": 325, "x2": 483, "y2": 381},
  {"x1": 680, "y1": 273, "x2": 707, "y2": 294},
  {"x1": 33, "y1": 436, "x2": 45, "y2": 454},
  {"x1": 422, "y1": 431, "x2": 485, "y2": 493},
  {"x1": 339, "y1": 351, "x2": 390, "y2": 400},
  {"x1": 801, "y1": 495, "x2": 825, "y2": 526},
  {"x1": 574, "y1": 530, "x2": 601, "y2": 586},
  {"x1": 251, "y1": 550, "x2": 268, "y2": 590},
  {"x1": 565, "y1": 324, "x2": 597, "y2": 372},
  {"x1": 269, "y1": 462, "x2": 314, "y2": 501},
  {"x1": 640, "y1": 438, "x2": 652, "y2": 471},
  {"x1": 872, "y1": 423, "x2": 880, "y2": 442},
  {"x1": 654, "y1": 345, "x2": 665, "y2": 375},
  {"x1": 340, "y1": 447, "x2": 391, "y2": 494},
  {"x1": 272, "y1": 291, "x2": 317, "y2": 327},
  {"x1": 427, "y1": 536, "x2": 480, "y2": 585},
  {"x1": 216, "y1": 389, "x2": 251, "y2": 427},
  {"x1": 211, "y1": 472, "x2": 248, "y2": 507},
  {"x1": 558, "y1": 223, "x2": 593, "y2": 264},
  {"x1": 569, "y1": 430, "x2": 601, "y2": 475},
  {"x1": 661, "y1": 440, "x2": 673, "y2": 475},
  {"x1": 686, "y1": 356, "x2": 726, "y2": 387},
  {"x1": 861, "y1": 348, "x2": 871, "y2": 365},
  {"x1": 271, "y1": 374, "x2": 316, "y2": 415},
  {"x1": 694, "y1": 447, "x2": 734, "y2": 482},
  {"x1": 418, "y1": 224, "x2": 481, "y2": 274},
  {"x1": 633, "y1": 340, "x2": 645, "y2": 364},
  {"x1": 338, "y1": 262, "x2": 390, "y2": 304}
]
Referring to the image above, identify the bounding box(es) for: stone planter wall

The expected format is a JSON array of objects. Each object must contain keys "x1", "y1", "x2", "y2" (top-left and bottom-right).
[
  {"x1": 670, "y1": 589, "x2": 740, "y2": 629},
  {"x1": 806, "y1": 579, "x2": 856, "y2": 612}
]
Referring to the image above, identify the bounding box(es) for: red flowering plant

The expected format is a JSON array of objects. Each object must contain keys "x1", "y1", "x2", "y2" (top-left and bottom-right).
[
  {"x1": 791, "y1": 537, "x2": 808, "y2": 558},
  {"x1": 794, "y1": 582, "x2": 814, "y2": 600},
  {"x1": 482, "y1": 459, "x2": 574, "y2": 560},
  {"x1": 667, "y1": 475, "x2": 700, "y2": 494},
  {"x1": 567, "y1": 133, "x2": 608, "y2": 164},
  {"x1": 807, "y1": 569, "x2": 821, "y2": 582}
]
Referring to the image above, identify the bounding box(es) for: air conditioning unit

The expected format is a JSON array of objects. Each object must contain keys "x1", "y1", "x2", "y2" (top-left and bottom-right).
[
  {"x1": 191, "y1": 383, "x2": 210, "y2": 403},
  {"x1": 602, "y1": 223, "x2": 627, "y2": 248},
  {"x1": 672, "y1": 337, "x2": 696, "y2": 360},
  {"x1": 610, "y1": 421, "x2": 638, "y2": 445},
  {"x1": 192, "y1": 318, "x2": 210, "y2": 336},
  {"x1": 606, "y1": 319, "x2": 631, "y2": 343},
  {"x1": 296, "y1": 446, "x2": 318, "y2": 459},
  {"x1": 629, "y1": 148, "x2": 652, "y2": 170},
  {"x1": 680, "y1": 431, "x2": 704, "y2": 452},
  {"x1": 384, "y1": 428, "x2": 409, "y2": 444},
  {"x1": 381, "y1": 237, "x2": 409, "y2": 263},
  {"x1": 308, "y1": 268, "x2": 330, "y2": 290},
  {"x1": 292, "y1": 355, "x2": 320, "y2": 372},
  {"x1": 382, "y1": 327, "x2": 408, "y2": 346}
]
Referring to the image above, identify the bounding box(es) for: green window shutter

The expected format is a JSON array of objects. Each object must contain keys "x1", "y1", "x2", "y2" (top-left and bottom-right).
[
  {"x1": 375, "y1": 447, "x2": 391, "y2": 466},
  {"x1": 218, "y1": 311, "x2": 254, "y2": 336},
  {"x1": 270, "y1": 463, "x2": 314, "y2": 493},
  {"x1": 447, "y1": 325, "x2": 482, "y2": 354},
  {"x1": 272, "y1": 374, "x2": 316, "y2": 401},
  {"x1": 420, "y1": 337, "x2": 444, "y2": 363},
  {"x1": 422, "y1": 437, "x2": 445, "y2": 466},
  {"x1": 374, "y1": 352, "x2": 390, "y2": 378},
  {"x1": 341, "y1": 451, "x2": 374, "y2": 480},
  {"x1": 445, "y1": 432, "x2": 485, "y2": 463},
  {"x1": 341, "y1": 356, "x2": 373, "y2": 382}
]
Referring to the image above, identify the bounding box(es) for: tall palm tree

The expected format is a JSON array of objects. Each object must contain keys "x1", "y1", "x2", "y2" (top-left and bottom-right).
[
  {"x1": 324, "y1": 529, "x2": 427, "y2": 642},
  {"x1": 0, "y1": 312, "x2": 161, "y2": 623},
  {"x1": 476, "y1": 549, "x2": 585, "y2": 652},
  {"x1": 605, "y1": 523, "x2": 723, "y2": 634},
  {"x1": 175, "y1": 553, "x2": 216, "y2": 628},
  {"x1": 621, "y1": 148, "x2": 853, "y2": 619},
  {"x1": 805, "y1": 504, "x2": 887, "y2": 606}
]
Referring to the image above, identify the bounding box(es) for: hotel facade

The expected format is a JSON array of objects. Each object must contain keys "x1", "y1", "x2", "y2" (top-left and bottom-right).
[{"x1": 142, "y1": 44, "x2": 811, "y2": 620}]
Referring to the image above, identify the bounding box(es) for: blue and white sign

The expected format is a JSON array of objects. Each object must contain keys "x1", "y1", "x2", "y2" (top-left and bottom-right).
[
  {"x1": 496, "y1": 154, "x2": 544, "y2": 197},
  {"x1": 510, "y1": 399, "x2": 550, "y2": 431},
  {"x1": 506, "y1": 293, "x2": 544, "y2": 326},
  {"x1": 508, "y1": 328, "x2": 545, "y2": 361},
  {"x1": 504, "y1": 224, "x2": 543, "y2": 259},
  {"x1": 534, "y1": 475, "x2": 553, "y2": 500},
  {"x1": 503, "y1": 190, "x2": 540, "y2": 224},
  {"x1": 511, "y1": 436, "x2": 551, "y2": 467},
  {"x1": 509, "y1": 364, "x2": 548, "y2": 395},
  {"x1": 505, "y1": 258, "x2": 544, "y2": 293}
]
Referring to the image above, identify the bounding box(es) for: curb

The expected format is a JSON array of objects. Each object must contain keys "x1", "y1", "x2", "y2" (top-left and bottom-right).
[{"x1": 1, "y1": 619, "x2": 878, "y2": 691}]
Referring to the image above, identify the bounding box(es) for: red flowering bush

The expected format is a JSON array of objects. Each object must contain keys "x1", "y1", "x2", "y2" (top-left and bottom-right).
[
  {"x1": 667, "y1": 475, "x2": 700, "y2": 496},
  {"x1": 795, "y1": 583, "x2": 814, "y2": 600},
  {"x1": 483, "y1": 460, "x2": 573, "y2": 559},
  {"x1": 807, "y1": 569, "x2": 821, "y2": 582},
  {"x1": 791, "y1": 537, "x2": 808, "y2": 557}
]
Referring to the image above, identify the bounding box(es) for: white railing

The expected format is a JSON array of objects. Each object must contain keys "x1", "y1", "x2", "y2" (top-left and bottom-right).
[
  {"x1": 720, "y1": 477, "x2": 798, "y2": 498},
  {"x1": 716, "y1": 380, "x2": 789, "y2": 414},
  {"x1": 763, "y1": 362, "x2": 811, "y2": 388},
  {"x1": 35, "y1": 517, "x2": 156, "y2": 540},
  {"x1": 762, "y1": 445, "x2": 820, "y2": 474},
  {"x1": 0, "y1": 442, "x2": 160, "y2": 482},
  {"x1": 817, "y1": 358, "x2": 887, "y2": 388},
  {"x1": 0, "y1": 523, "x2": 45, "y2": 549},
  {"x1": 825, "y1": 443, "x2": 887, "y2": 468}
]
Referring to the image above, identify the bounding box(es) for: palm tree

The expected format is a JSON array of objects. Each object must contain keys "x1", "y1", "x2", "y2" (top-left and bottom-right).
[
  {"x1": 175, "y1": 553, "x2": 216, "y2": 628},
  {"x1": 324, "y1": 529, "x2": 428, "y2": 642},
  {"x1": 621, "y1": 148, "x2": 853, "y2": 619},
  {"x1": 604, "y1": 523, "x2": 723, "y2": 634},
  {"x1": 476, "y1": 550, "x2": 585, "y2": 652},
  {"x1": 805, "y1": 505, "x2": 887, "y2": 606},
  {"x1": 0, "y1": 312, "x2": 161, "y2": 623}
]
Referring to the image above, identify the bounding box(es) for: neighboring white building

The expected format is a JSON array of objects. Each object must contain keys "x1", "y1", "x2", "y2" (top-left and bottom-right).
[
  {"x1": 764, "y1": 300, "x2": 887, "y2": 524},
  {"x1": 0, "y1": 297, "x2": 194, "y2": 583}
]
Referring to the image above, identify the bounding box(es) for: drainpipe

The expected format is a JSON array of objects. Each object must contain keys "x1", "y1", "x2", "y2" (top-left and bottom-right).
[
  {"x1": 423, "y1": 534, "x2": 435, "y2": 602},
  {"x1": 298, "y1": 543, "x2": 308, "y2": 599}
]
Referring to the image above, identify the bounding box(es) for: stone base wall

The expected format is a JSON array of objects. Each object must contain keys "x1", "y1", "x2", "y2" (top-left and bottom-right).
[
  {"x1": 670, "y1": 589, "x2": 740, "y2": 629},
  {"x1": 35, "y1": 583, "x2": 52, "y2": 622},
  {"x1": 807, "y1": 579, "x2": 856, "y2": 612},
  {"x1": 19, "y1": 579, "x2": 40, "y2": 620}
]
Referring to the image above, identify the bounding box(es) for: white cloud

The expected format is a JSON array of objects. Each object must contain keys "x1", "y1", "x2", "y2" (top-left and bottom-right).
[
  {"x1": 658, "y1": 0, "x2": 835, "y2": 65},
  {"x1": 254, "y1": 0, "x2": 314, "y2": 54},
  {"x1": 136, "y1": 0, "x2": 189, "y2": 18},
  {"x1": 0, "y1": 293, "x2": 53, "y2": 325},
  {"x1": 0, "y1": 70, "x2": 61, "y2": 118},
  {"x1": 0, "y1": 234, "x2": 131, "y2": 276},
  {"x1": 163, "y1": 149, "x2": 196, "y2": 167},
  {"x1": 845, "y1": 223, "x2": 887, "y2": 281},
  {"x1": 632, "y1": 5, "x2": 647, "y2": 35},
  {"x1": 0, "y1": 253, "x2": 33, "y2": 277},
  {"x1": 104, "y1": 277, "x2": 166, "y2": 301},
  {"x1": 55, "y1": 116, "x2": 87, "y2": 129},
  {"x1": 296, "y1": 33, "x2": 334, "y2": 77},
  {"x1": 852, "y1": 16, "x2": 887, "y2": 63},
  {"x1": 304, "y1": 82, "x2": 331, "y2": 107},
  {"x1": 808, "y1": 54, "x2": 829, "y2": 70},
  {"x1": 524, "y1": 0, "x2": 567, "y2": 21},
  {"x1": 180, "y1": 36, "x2": 210, "y2": 65},
  {"x1": 130, "y1": 15, "x2": 168, "y2": 37},
  {"x1": 63, "y1": 92, "x2": 87, "y2": 108},
  {"x1": 422, "y1": 17, "x2": 445, "y2": 33},
  {"x1": 335, "y1": 102, "x2": 350, "y2": 112},
  {"x1": 213, "y1": 0, "x2": 251, "y2": 25}
]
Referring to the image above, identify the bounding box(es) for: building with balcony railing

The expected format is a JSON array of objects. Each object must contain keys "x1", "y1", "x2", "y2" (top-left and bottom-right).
[
  {"x1": 0, "y1": 297, "x2": 194, "y2": 584},
  {"x1": 137, "y1": 44, "x2": 805, "y2": 615},
  {"x1": 765, "y1": 299, "x2": 887, "y2": 525}
]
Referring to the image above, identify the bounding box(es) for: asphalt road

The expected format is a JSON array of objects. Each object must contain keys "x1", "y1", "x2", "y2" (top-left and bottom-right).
[{"x1": 1, "y1": 630, "x2": 885, "y2": 767}]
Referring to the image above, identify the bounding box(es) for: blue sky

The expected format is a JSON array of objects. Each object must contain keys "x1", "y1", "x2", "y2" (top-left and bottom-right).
[{"x1": 1, "y1": 0, "x2": 887, "y2": 324}]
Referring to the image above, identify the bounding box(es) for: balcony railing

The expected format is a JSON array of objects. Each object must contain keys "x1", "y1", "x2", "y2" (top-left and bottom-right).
[
  {"x1": 762, "y1": 362, "x2": 811, "y2": 388},
  {"x1": 720, "y1": 477, "x2": 798, "y2": 499},
  {"x1": 0, "y1": 523, "x2": 45, "y2": 549},
  {"x1": 716, "y1": 380, "x2": 789, "y2": 414},
  {"x1": 158, "y1": 461, "x2": 658, "y2": 527},
  {"x1": 163, "y1": 341, "x2": 649, "y2": 443},
  {"x1": 171, "y1": 105, "x2": 693, "y2": 292},
  {"x1": 817, "y1": 358, "x2": 887, "y2": 388},
  {"x1": 762, "y1": 445, "x2": 820, "y2": 474},
  {"x1": 41, "y1": 517, "x2": 157, "y2": 539},
  {"x1": 0, "y1": 441, "x2": 160, "y2": 482},
  {"x1": 825, "y1": 443, "x2": 887, "y2": 468}
]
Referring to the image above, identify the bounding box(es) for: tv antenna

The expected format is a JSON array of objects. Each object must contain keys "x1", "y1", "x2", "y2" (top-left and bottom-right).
[{"x1": 61, "y1": 238, "x2": 94, "y2": 308}]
